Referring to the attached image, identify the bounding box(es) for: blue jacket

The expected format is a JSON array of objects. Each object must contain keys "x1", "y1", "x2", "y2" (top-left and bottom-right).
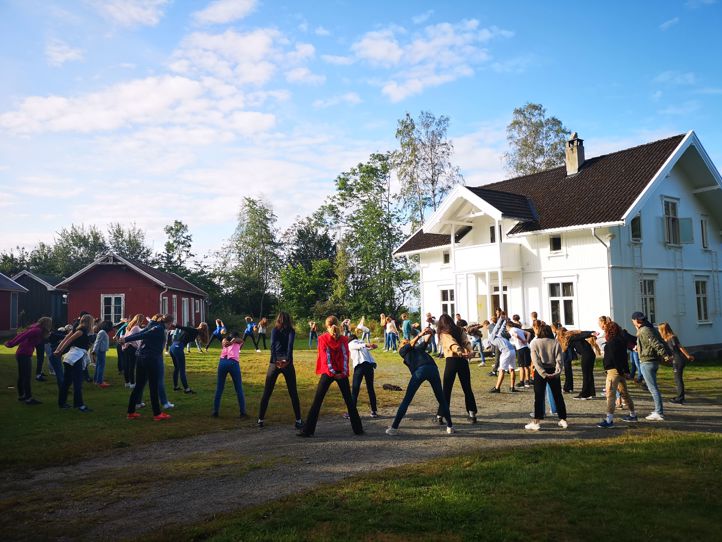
[
  {"x1": 270, "y1": 327, "x2": 295, "y2": 364},
  {"x1": 399, "y1": 339, "x2": 436, "y2": 373},
  {"x1": 123, "y1": 321, "x2": 166, "y2": 359}
]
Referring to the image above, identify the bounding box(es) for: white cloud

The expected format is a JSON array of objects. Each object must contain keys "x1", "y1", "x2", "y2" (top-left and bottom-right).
[
  {"x1": 659, "y1": 17, "x2": 680, "y2": 30},
  {"x1": 45, "y1": 39, "x2": 84, "y2": 67},
  {"x1": 313, "y1": 92, "x2": 362, "y2": 108},
  {"x1": 321, "y1": 54, "x2": 355, "y2": 66},
  {"x1": 658, "y1": 100, "x2": 701, "y2": 115},
  {"x1": 314, "y1": 26, "x2": 330, "y2": 36},
  {"x1": 654, "y1": 70, "x2": 697, "y2": 85},
  {"x1": 412, "y1": 10, "x2": 434, "y2": 24},
  {"x1": 451, "y1": 124, "x2": 507, "y2": 186},
  {"x1": 491, "y1": 55, "x2": 533, "y2": 74},
  {"x1": 286, "y1": 67, "x2": 326, "y2": 85},
  {"x1": 352, "y1": 20, "x2": 513, "y2": 102},
  {"x1": 88, "y1": 0, "x2": 169, "y2": 27},
  {"x1": 192, "y1": 0, "x2": 257, "y2": 25}
]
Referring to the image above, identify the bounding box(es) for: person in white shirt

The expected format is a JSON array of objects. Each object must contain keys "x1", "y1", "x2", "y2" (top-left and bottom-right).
[
  {"x1": 355, "y1": 317, "x2": 371, "y2": 343},
  {"x1": 507, "y1": 321, "x2": 532, "y2": 388},
  {"x1": 482, "y1": 320, "x2": 517, "y2": 393},
  {"x1": 348, "y1": 331, "x2": 379, "y2": 418}
]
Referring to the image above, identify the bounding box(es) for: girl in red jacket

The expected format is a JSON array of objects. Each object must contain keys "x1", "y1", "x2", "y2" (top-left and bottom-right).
[
  {"x1": 5, "y1": 317, "x2": 53, "y2": 405},
  {"x1": 298, "y1": 316, "x2": 364, "y2": 437}
]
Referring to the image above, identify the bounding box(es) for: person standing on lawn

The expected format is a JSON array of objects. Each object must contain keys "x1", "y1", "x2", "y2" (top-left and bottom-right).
[
  {"x1": 557, "y1": 326, "x2": 599, "y2": 400},
  {"x1": 483, "y1": 321, "x2": 517, "y2": 393},
  {"x1": 348, "y1": 330, "x2": 379, "y2": 419},
  {"x1": 256, "y1": 317, "x2": 269, "y2": 350},
  {"x1": 632, "y1": 311, "x2": 674, "y2": 421},
  {"x1": 525, "y1": 323, "x2": 568, "y2": 431},
  {"x1": 401, "y1": 313, "x2": 418, "y2": 341},
  {"x1": 507, "y1": 320, "x2": 532, "y2": 388},
  {"x1": 386, "y1": 328, "x2": 454, "y2": 436},
  {"x1": 122, "y1": 313, "x2": 146, "y2": 389},
  {"x1": 308, "y1": 320, "x2": 318, "y2": 349},
  {"x1": 242, "y1": 316, "x2": 260, "y2": 352},
  {"x1": 298, "y1": 316, "x2": 363, "y2": 437},
  {"x1": 113, "y1": 318, "x2": 128, "y2": 375},
  {"x1": 168, "y1": 322, "x2": 202, "y2": 394},
  {"x1": 55, "y1": 313, "x2": 94, "y2": 412},
  {"x1": 5, "y1": 316, "x2": 53, "y2": 405},
  {"x1": 205, "y1": 319, "x2": 226, "y2": 351},
  {"x1": 257, "y1": 312, "x2": 303, "y2": 429},
  {"x1": 212, "y1": 331, "x2": 248, "y2": 419},
  {"x1": 92, "y1": 320, "x2": 113, "y2": 388},
  {"x1": 597, "y1": 320, "x2": 638, "y2": 427},
  {"x1": 658, "y1": 322, "x2": 694, "y2": 405},
  {"x1": 121, "y1": 314, "x2": 175, "y2": 421},
  {"x1": 436, "y1": 314, "x2": 477, "y2": 424}
]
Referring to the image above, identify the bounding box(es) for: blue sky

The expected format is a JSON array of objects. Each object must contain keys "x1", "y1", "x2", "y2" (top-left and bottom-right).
[{"x1": 1, "y1": 0, "x2": 721, "y2": 256}]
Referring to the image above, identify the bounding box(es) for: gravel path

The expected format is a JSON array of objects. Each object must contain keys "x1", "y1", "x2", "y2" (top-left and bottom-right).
[{"x1": 2, "y1": 368, "x2": 720, "y2": 541}]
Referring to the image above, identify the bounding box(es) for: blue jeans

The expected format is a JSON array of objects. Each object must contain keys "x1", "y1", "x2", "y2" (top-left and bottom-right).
[
  {"x1": 169, "y1": 343, "x2": 188, "y2": 389},
  {"x1": 46, "y1": 345, "x2": 64, "y2": 388},
  {"x1": 640, "y1": 361, "x2": 663, "y2": 415},
  {"x1": 308, "y1": 331, "x2": 317, "y2": 348},
  {"x1": 384, "y1": 332, "x2": 390, "y2": 350},
  {"x1": 547, "y1": 383, "x2": 557, "y2": 414},
  {"x1": 388, "y1": 333, "x2": 398, "y2": 351},
  {"x1": 428, "y1": 334, "x2": 437, "y2": 353},
  {"x1": 393, "y1": 363, "x2": 452, "y2": 428},
  {"x1": 214, "y1": 358, "x2": 246, "y2": 415},
  {"x1": 93, "y1": 350, "x2": 107, "y2": 384},
  {"x1": 629, "y1": 351, "x2": 643, "y2": 381},
  {"x1": 157, "y1": 355, "x2": 169, "y2": 405},
  {"x1": 361, "y1": 330, "x2": 371, "y2": 343}
]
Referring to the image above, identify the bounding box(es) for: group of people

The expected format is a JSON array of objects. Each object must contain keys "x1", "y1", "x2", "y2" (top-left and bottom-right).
[{"x1": 4, "y1": 303, "x2": 695, "y2": 435}]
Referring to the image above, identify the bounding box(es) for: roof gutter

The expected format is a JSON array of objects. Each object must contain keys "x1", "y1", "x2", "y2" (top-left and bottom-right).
[
  {"x1": 591, "y1": 227, "x2": 614, "y2": 320},
  {"x1": 506, "y1": 220, "x2": 624, "y2": 238}
]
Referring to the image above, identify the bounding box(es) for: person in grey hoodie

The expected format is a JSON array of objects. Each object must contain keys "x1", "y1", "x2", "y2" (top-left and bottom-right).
[{"x1": 631, "y1": 311, "x2": 673, "y2": 421}]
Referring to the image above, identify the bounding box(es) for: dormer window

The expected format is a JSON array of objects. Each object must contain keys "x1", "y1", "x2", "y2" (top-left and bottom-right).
[{"x1": 631, "y1": 215, "x2": 642, "y2": 242}]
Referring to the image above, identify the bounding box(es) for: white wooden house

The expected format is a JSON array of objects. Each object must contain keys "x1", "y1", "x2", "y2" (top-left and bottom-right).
[{"x1": 394, "y1": 131, "x2": 722, "y2": 350}]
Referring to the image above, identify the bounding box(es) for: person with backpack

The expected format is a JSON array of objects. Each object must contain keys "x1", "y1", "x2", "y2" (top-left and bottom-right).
[
  {"x1": 631, "y1": 311, "x2": 674, "y2": 421},
  {"x1": 169, "y1": 322, "x2": 203, "y2": 394}
]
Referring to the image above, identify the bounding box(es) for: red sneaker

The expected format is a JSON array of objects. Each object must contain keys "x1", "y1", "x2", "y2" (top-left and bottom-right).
[
  {"x1": 127, "y1": 413, "x2": 141, "y2": 420},
  {"x1": 99, "y1": 382, "x2": 110, "y2": 389},
  {"x1": 153, "y1": 412, "x2": 172, "y2": 421}
]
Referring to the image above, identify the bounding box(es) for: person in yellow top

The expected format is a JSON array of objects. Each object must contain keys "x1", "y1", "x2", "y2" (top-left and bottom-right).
[{"x1": 435, "y1": 314, "x2": 478, "y2": 424}]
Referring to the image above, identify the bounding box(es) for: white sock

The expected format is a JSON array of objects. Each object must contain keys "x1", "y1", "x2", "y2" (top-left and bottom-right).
[
  {"x1": 468, "y1": 410, "x2": 475, "y2": 417},
  {"x1": 606, "y1": 413, "x2": 613, "y2": 423},
  {"x1": 630, "y1": 411, "x2": 636, "y2": 417},
  {"x1": 296, "y1": 419, "x2": 302, "y2": 423}
]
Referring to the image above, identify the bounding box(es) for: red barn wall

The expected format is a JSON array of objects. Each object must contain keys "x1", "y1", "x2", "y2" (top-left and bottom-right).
[{"x1": 162, "y1": 291, "x2": 206, "y2": 326}]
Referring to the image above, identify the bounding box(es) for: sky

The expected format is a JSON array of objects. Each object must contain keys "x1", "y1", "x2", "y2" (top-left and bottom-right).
[{"x1": 1, "y1": 0, "x2": 721, "y2": 258}]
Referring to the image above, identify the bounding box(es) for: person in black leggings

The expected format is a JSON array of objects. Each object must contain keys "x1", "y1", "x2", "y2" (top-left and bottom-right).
[
  {"x1": 256, "y1": 312, "x2": 303, "y2": 429},
  {"x1": 435, "y1": 314, "x2": 477, "y2": 424},
  {"x1": 348, "y1": 330, "x2": 379, "y2": 418},
  {"x1": 558, "y1": 328, "x2": 598, "y2": 400}
]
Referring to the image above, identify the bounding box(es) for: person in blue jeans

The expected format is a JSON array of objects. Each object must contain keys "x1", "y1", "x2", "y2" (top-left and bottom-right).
[
  {"x1": 386, "y1": 328, "x2": 454, "y2": 435},
  {"x1": 92, "y1": 320, "x2": 113, "y2": 387},
  {"x1": 308, "y1": 321, "x2": 318, "y2": 348},
  {"x1": 212, "y1": 332, "x2": 247, "y2": 418},
  {"x1": 631, "y1": 311, "x2": 673, "y2": 421}
]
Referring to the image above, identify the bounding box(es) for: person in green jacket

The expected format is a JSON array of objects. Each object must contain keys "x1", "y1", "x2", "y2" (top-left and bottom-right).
[{"x1": 631, "y1": 311, "x2": 673, "y2": 421}]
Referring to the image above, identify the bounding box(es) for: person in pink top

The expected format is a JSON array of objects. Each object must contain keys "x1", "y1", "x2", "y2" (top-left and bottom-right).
[
  {"x1": 5, "y1": 317, "x2": 53, "y2": 405},
  {"x1": 212, "y1": 331, "x2": 247, "y2": 419}
]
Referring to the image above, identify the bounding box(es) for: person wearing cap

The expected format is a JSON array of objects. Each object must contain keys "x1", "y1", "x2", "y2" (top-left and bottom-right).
[{"x1": 631, "y1": 311, "x2": 673, "y2": 421}]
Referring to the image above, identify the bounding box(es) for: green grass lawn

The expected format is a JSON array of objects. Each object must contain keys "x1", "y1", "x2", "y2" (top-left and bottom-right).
[
  {"x1": 0, "y1": 338, "x2": 407, "y2": 470},
  {"x1": 152, "y1": 429, "x2": 722, "y2": 542}
]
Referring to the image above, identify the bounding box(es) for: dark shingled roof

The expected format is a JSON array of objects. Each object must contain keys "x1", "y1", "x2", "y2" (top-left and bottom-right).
[
  {"x1": 127, "y1": 259, "x2": 208, "y2": 297},
  {"x1": 0, "y1": 272, "x2": 28, "y2": 293},
  {"x1": 34, "y1": 273, "x2": 65, "y2": 287},
  {"x1": 466, "y1": 187, "x2": 538, "y2": 221},
  {"x1": 487, "y1": 134, "x2": 685, "y2": 234},
  {"x1": 394, "y1": 227, "x2": 472, "y2": 255}
]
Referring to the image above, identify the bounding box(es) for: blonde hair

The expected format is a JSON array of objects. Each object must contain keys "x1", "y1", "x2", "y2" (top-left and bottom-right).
[
  {"x1": 37, "y1": 316, "x2": 53, "y2": 336},
  {"x1": 127, "y1": 313, "x2": 146, "y2": 330},
  {"x1": 197, "y1": 322, "x2": 209, "y2": 343},
  {"x1": 658, "y1": 322, "x2": 675, "y2": 341},
  {"x1": 325, "y1": 315, "x2": 341, "y2": 339},
  {"x1": 78, "y1": 314, "x2": 94, "y2": 330}
]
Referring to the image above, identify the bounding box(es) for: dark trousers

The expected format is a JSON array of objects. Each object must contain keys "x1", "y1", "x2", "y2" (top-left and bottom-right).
[
  {"x1": 563, "y1": 349, "x2": 574, "y2": 392},
  {"x1": 580, "y1": 353, "x2": 596, "y2": 397},
  {"x1": 258, "y1": 333, "x2": 267, "y2": 349},
  {"x1": 393, "y1": 363, "x2": 452, "y2": 428},
  {"x1": 16, "y1": 354, "x2": 33, "y2": 399},
  {"x1": 169, "y1": 343, "x2": 189, "y2": 389},
  {"x1": 35, "y1": 344, "x2": 45, "y2": 376},
  {"x1": 241, "y1": 332, "x2": 258, "y2": 349},
  {"x1": 673, "y1": 359, "x2": 686, "y2": 400},
  {"x1": 258, "y1": 363, "x2": 302, "y2": 421},
  {"x1": 351, "y1": 362, "x2": 377, "y2": 412},
  {"x1": 58, "y1": 362, "x2": 84, "y2": 408},
  {"x1": 206, "y1": 334, "x2": 222, "y2": 349},
  {"x1": 437, "y1": 357, "x2": 477, "y2": 416},
  {"x1": 302, "y1": 374, "x2": 363, "y2": 436},
  {"x1": 534, "y1": 374, "x2": 566, "y2": 420},
  {"x1": 116, "y1": 344, "x2": 124, "y2": 374},
  {"x1": 128, "y1": 356, "x2": 161, "y2": 415},
  {"x1": 123, "y1": 346, "x2": 137, "y2": 385},
  {"x1": 492, "y1": 345, "x2": 500, "y2": 372}
]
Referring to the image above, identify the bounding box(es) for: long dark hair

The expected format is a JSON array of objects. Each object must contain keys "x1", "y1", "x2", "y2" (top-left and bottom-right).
[
  {"x1": 275, "y1": 311, "x2": 294, "y2": 331},
  {"x1": 437, "y1": 314, "x2": 464, "y2": 345}
]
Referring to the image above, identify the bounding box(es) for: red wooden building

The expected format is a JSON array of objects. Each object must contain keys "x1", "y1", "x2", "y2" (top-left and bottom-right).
[
  {"x1": 56, "y1": 253, "x2": 208, "y2": 326},
  {"x1": 0, "y1": 272, "x2": 28, "y2": 336}
]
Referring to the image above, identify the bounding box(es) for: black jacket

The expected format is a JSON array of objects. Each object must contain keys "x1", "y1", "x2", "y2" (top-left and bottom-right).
[
  {"x1": 603, "y1": 334, "x2": 630, "y2": 374},
  {"x1": 399, "y1": 340, "x2": 436, "y2": 373}
]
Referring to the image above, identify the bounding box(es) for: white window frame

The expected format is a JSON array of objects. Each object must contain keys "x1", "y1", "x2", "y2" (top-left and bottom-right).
[
  {"x1": 545, "y1": 277, "x2": 577, "y2": 327},
  {"x1": 100, "y1": 293, "x2": 125, "y2": 325},
  {"x1": 172, "y1": 294, "x2": 177, "y2": 323},
  {"x1": 695, "y1": 278, "x2": 710, "y2": 323},
  {"x1": 161, "y1": 296, "x2": 168, "y2": 315},
  {"x1": 492, "y1": 285, "x2": 509, "y2": 314},
  {"x1": 630, "y1": 214, "x2": 642, "y2": 243},
  {"x1": 701, "y1": 216, "x2": 709, "y2": 250},
  {"x1": 663, "y1": 197, "x2": 680, "y2": 245},
  {"x1": 182, "y1": 297, "x2": 190, "y2": 326},
  {"x1": 640, "y1": 278, "x2": 656, "y2": 324},
  {"x1": 195, "y1": 299, "x2": 200, "y2": 313},
  {"x1": 440, "y1": 288, "x2": 455, "y2": 316}
]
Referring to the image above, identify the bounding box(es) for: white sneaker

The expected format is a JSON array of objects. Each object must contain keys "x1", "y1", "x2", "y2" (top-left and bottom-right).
[
  {"x1": 645, "y1": 412, "x2": 664, "y2": 421},
  {"x1": 525, "y1": 422, "x2": 540, "y2": 431},
  {"x1": 529, "y1": 412, "x2": 534, "y2": 418},
  {"x1": 558, "y1": 419, "x2": 568, "y2": 429},
  {"x1": 385, "y1": 427, "x2": 399, "y2": 436},
  {"x1": 446, "y1": 426, "x2": 455, "y2": 434},
  {"x1": 129, "y1": 384, "x2": 135, "y2": 389},
  {"x1": 163, "y1": 402, "x2": 175, "y2": 409},
  {"x1": 256, "y1": 349, "x2": 261, "y2": 353},
  {"x1": 136, "y1": 402, "x2": 145, "y2": 409}
]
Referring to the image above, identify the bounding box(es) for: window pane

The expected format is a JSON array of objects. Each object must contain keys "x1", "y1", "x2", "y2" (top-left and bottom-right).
[
  {"x1": 441, "y1": 290, "x2": 448, "y2": 302},
  {"x1": 550, "y1": 236, "x2": 562, "y2": 252},
  {"x1": 562, "y1": 283, "x2": 574, "y2": 297},
  {"x1": 489, "y1": 226, "x2": 496, "y2": 244},
  {"x1": 450, "y1": 290, "x2": 454, "y2": 301},
  {"x1": 104, "y1": 297, "x2": 111, "y2": 307},
  {"x1": 563, "y1": 300, "x2": 574, "y2": 325},
  {"x1": 549, "y1": 283, "x2": 560, "y2": 298},
  {"x1": 551, "y1": 300, "x2": 560, "y2": 324},
  {"x1": 631, "y1": 216, "x2": 642, "y2": 240}
]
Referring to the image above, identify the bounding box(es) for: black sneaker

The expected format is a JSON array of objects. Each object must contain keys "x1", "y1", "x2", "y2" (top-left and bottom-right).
[
  {"x1": 173, "y1": 387, "x2": 182, "y2": 391},
  {"x1": 59, "y1": 403, "x2": 71, "y2": 409},
  {"x1": 436, "y1": 415, "x2": 445, "y2": 425},
  {"x1": 515, "y1": 381, "x2": 525, "y2": 388},
  {"x1": 35, "y1": 374, "x2": 47, "y2": 382},
  {"x1": 294, "y1": 420, "x2": 305, "y2": 430},
  {"x1": 78, "y1": 405, "x2": 92, "y2": 413},
  {"x1": 17, "y1": 396, "x2": 27, "y2": 402},
  {"x1": 510, "y1": 387, "x2": 519, "y2": 393},
  {"x1": 670, "y1": 397, "x2": 685, "y2": 404},
  {"x1": 239, "y1": 413, "x2": 249, "y2": 420},
  {"x1": 184, "y1": 388, "x2": 196, "y2": 394},
  {"x1": 468, "y1": 414, "x2": 477, "y2": 424},
  {"x1": 489, "y1": 387, "x2": 501, "y2": 393},
  {"x1": 257, "y1": 419, "x2": 264, "y2": 428},
  {"x1": 488, "y1": 371, "x2": 498, "y2": 377},
  {"x1": 25, "y1": 398, "x2": 42, "y2": 405},
  {"x1": 211, "y1": 411, "x2": 219, "y2": 418},
  {"x1": 297, "y1": 432, "x2": 312, "y2": 438}
]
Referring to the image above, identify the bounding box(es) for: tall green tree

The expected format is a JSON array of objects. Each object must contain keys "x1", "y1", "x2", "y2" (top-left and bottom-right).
[
  {"x1": 160, "y1": 220, "x2": 195, "y2": 276},
  {"x1": 279, "y1": 259, "x2": 333, "y2": 320},
  {"x1": 504, "y1": 102, "x2": 570, "y2": 176},
  {"x1": 52, "y1": 224, "x2": 108, "y2": 277},
  {"x1": 107, "y1": 223, "x2": 153, "y2": 262},
  {"x1": 394, "y1": 111, "x2": 463, "y2": 228},
  {"x1": 284, "y1": 216, "x2": 335, "y2": 271}
]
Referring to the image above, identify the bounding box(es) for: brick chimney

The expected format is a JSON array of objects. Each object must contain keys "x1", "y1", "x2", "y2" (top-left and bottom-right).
[{"x1": 565, "y1": 132, "x2": 585, "y2": 175}]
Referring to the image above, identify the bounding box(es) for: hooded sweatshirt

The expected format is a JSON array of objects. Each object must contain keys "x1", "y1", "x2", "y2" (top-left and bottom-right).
[{"x1": 316, "y1": 332, "x2": 350, "y2": 377}]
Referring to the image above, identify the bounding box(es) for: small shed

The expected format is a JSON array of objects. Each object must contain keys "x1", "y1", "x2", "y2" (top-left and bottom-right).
[
  {"x1": 12, "y1": 271, "x2": 68, "y2": 327},
  {"x1": 0, "y1": 272, "x2": 28, "y2": 336},
  {"x1": 56, "y1": 253, "x2": 208, "y2": 326}
]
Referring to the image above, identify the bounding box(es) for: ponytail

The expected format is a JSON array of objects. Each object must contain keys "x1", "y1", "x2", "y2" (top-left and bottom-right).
[{"x1": 325, "y1": 315, "x2": 341, "y2": 339}]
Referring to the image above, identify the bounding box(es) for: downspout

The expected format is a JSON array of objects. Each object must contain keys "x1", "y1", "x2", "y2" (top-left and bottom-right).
[
  {"x1": 159, "y1": 286, "x2": 169, "y2": 315},
  {"x1": 592, "y1": 227, "x2": 614, "y2": 319}
]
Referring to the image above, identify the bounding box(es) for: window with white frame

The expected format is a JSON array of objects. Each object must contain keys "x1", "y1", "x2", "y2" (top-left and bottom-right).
[
  {"x1": 549, "y1": 235, "x2": 562, "y2": 253},
  {"x1": 489, "y1": 226, "x2": 496, "y2": 244},
  {"x1": 631, "y1": 215, "x2": 642, "y2": 242},
  {"x1": 101, "y1": 294, "x2": 124, "y2": 324},
  {"x1": 664, "y1": 199, "x2": 680, "y2": 245},
  {"x1": 640, "y1": 279, "x2": 656, "y2": 324},
  {"x1": 195, "y1": 299, "x2": 200, "y2": 313},
  {"x1": 172, "y1": 295, "x2": 177, "y2": 323},
  {"x1": 548, "y1": 281, "x2": 575, "y2": 326},
  {"x1": 162, "y1": 296, "x2": 168, "y2": 315},
  {"x1": 182, "y1": 298, "x2": 190, "y2": 326},
  {"x1": 695, "y1": 279, "x2": 709, "y2": 322},
  {"x1": 440, "y1": 289, "x2": 455, "y2": 316},
  {"x1": 701, "y1": 217, "x2": 709, "y2": 249}
]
